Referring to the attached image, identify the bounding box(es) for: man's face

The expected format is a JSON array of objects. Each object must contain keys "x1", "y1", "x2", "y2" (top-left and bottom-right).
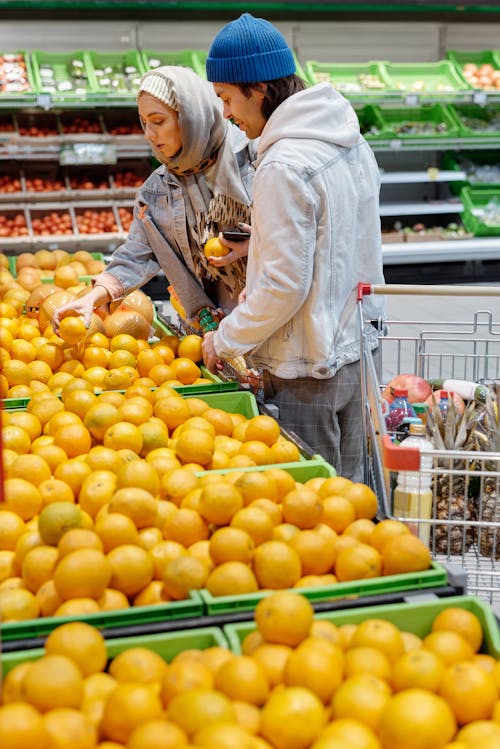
[{"x1": 213, "y1": 83, "x2": 267, "y2": 139}]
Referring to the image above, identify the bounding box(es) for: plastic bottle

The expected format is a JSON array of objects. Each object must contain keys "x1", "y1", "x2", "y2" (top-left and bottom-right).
[
  {"x1": 385, "y1": 388, "x2": 416, "y2": 433},
  {"x1": 438, "y1": 390, "x2": 453, "y2": 419},
  {"x1": 412, "y1": 403, "x2": 429, "y2": 426},
  {"x1": 393, "y1": 422, "x2": 434, "y2": 545},
  {"x1": 428, "y1": 378, "x2": 487, "y2": 402}
]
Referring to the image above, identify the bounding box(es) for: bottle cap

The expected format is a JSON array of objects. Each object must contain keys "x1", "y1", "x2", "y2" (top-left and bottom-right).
[
  {"x1": 409, "y1": 423, "x2": 426, "y2": 435},
  {"x1": 440, "y1": 390, "x2": 449, "y2": 398},
  {"x1": 413, "y1": 403, "x2": 429, "y2": 413},
  {"x1": 393, "y1": 388, "x2": 409, "y2": 397}
]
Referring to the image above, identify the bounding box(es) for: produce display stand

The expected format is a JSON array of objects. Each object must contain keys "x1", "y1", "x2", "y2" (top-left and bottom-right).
[{"x1": 358, "y1": 282, "x2": 500, "y2": 605}]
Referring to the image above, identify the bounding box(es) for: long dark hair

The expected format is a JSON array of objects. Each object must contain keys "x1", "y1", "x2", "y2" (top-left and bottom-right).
[{"x1": 238, "y1": 74, "x2": 307, "y2": 120}]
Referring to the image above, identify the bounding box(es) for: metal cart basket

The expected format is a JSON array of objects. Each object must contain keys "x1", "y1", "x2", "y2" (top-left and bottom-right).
[{"x1": 358, "y1": 283, "x2": 500, "y2": 605}]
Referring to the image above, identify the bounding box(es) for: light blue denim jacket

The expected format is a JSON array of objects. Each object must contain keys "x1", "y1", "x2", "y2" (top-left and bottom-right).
[
  {"x1": 103, "y1": 125, "x2": 255, "y2": 317},
  {"x1": 214, "y1": 83, "x2": 386, "y2": 379}
]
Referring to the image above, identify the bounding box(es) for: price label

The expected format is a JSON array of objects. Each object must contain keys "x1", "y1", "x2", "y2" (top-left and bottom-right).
[
  {"x1": 427, "y1": 167, "x2": 439, "y2": 181},
  {"x1": 473, "y1": 91, "x2": 488, "y2": 106},
  {"x1": 36, "y1": 93, "x2": 52, "y2": 110},
  {"x1": 405, "y1": 94, "x2": 419, "y2": 106},
  {"x1": 389, "y1": 139, "x2": 402, "y2": 150},
  {"x1": 59, "y1": 143, "x2": 117, "y2": 165}
]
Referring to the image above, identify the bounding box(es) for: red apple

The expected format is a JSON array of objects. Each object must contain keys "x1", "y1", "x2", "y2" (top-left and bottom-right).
[
  {"x1": 382, "y1": 374, "x2": 432, "y2": 405},
  {"x1": 425, "y1": 389, "x2": 465, "y2": 415}
]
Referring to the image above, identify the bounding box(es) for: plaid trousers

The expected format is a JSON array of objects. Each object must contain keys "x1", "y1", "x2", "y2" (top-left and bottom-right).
[{"x1": 263, "y1": 358, "x2": 364, "y2": 482}]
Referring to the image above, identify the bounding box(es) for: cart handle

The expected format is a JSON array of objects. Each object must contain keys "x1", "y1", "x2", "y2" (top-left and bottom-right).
[
  {"x1": 382, "y1": 434, "x2": 428, "y2": 471},
  {"x1": 357, "y1": 282, "x2": 500, "y2": 300}
]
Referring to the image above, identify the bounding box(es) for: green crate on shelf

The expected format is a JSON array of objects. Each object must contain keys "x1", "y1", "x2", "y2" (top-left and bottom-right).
[
  {"x1": 448, "y1": 103, "x2": 500, "y2": 138},
  {"x1": 446, "y1": 49, "x2": 500, "y2": 88},
  {"x1": 305, "y1": 61, "x2": 392, "y2": 97},
  {"x1": 0, "y1": 50, "x2": 37, "y2": 101},
  {"x1": 382, "y1": 60, "x2": 470, "y2": 96},
  {"x1": 375, "y1": 103, "x2": 460, "y2": 138},
  {"x1": 225, "y1": 595, "x2": 500, "y2": 658},
  {"x1": 140, "y1": 49, "x2": 207, "y2": 79},
  {"x1": 2, "y1": 623, "x2": 227, "y2": 676},
  {"x1": 31, "y1": 50, "x2": 96, "y2": 99},
  {"x1": 183, "y1": 389, "x2": 259, "y2": 418},
  {"x1": 355, "y1": 103, "x2": 392, "y2": 139},
  {"x1": 86, "y1": 49, "x2": 146, "y2": 98},
  {"x1": 442, "y1": 151, "x2": 500, "y2": 195},
  {"x1": 201, "y1": 560, "x2": 447, "y2": 616},
  {"x1": 0, "y1": 590, "x2": 204, "y2": 645},
  {"x1": 460, "y1": 185, "x2": 500, "y2": 236}
]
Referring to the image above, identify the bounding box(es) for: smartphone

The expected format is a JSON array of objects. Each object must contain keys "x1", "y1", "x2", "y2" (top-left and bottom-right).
[{"x1": 221, "y1": 230, "x2": 250, "y2": 242}]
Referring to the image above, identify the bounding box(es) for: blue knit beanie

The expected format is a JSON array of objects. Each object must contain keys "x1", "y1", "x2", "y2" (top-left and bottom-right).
[{"x1": 206, "y1": 13, "x2": 296, "y2": 83}]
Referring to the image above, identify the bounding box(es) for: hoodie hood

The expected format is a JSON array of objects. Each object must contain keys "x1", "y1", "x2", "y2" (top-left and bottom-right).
[{"x1": 257, "y1": 82, "x2": 361, "y2": 158}]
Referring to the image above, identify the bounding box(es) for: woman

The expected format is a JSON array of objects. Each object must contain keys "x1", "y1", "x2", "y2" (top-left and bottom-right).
[{"x1": 53, "y1": 65, "x2": 253, "y2": 333}]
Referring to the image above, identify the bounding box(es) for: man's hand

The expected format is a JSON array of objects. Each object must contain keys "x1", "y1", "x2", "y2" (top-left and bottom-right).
[{"x1": 202, "y1": 330, "x2": 223, "y2": 373}]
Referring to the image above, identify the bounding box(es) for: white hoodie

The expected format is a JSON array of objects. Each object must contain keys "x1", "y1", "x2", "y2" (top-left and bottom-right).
[{"x1": 213, "y1": 82, "x2": 385, "y2": 378}]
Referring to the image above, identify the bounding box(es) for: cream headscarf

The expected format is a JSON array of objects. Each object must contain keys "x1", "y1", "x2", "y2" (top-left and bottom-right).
[{"x1": 138, "y1": 65, "x2": 251, "y2": 298}]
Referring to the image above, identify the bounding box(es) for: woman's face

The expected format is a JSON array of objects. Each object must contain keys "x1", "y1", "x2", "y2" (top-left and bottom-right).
[{"x1": 138, "y1": 92, "x2": 182, "y2": 158}]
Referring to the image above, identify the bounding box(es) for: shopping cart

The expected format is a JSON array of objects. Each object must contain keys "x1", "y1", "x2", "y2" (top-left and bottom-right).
[{"x1": 358, "y1": 283, "x2": 500, "y2": 605}]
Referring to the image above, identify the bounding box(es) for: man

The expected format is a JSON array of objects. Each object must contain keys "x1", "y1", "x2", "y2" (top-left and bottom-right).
[{"x1": 202, "y1": 13, "x2": 385, "y2": 481}]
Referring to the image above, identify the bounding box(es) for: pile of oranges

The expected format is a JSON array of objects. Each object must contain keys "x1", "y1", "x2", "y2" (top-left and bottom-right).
[{"x1": 1, "y1": 591, "x2": 499, "y2": 749}]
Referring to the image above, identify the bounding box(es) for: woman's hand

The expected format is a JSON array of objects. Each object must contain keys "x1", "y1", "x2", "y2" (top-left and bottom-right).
[
  {"x1": 207, "y1": 223, "x2": 251, "y2": 268},
  {"x1": 52, "y1": 287, "x2": 107, "y2": 334},
  {"x1": 202, "y1": 330, "x2": 223, "y2": 373},
  {"x1": 238, "y1": 287, "x2": 247, "y2": 305}
]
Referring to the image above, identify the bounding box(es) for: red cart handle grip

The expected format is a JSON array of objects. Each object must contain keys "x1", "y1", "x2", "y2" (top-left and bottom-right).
[{"x1": 382, "y1": 434, "x2": 422, "y2": 471}]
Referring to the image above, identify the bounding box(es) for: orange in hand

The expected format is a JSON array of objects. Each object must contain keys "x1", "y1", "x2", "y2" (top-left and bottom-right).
[
  {"x1": 58, "y1": 315, "x2": 87, "y2": 345},
  {"x1": 204, "y1": 237, "x2": 229, "y2": 258}
]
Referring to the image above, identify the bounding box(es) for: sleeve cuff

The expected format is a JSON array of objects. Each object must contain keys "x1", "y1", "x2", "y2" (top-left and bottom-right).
[{"x1": 92, "y1": 272, "x2": 126, "y2": 301}]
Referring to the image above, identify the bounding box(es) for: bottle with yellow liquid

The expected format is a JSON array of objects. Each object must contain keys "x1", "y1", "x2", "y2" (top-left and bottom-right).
[{"x1": 393, "y1": 422, "x2": 434, "y2": 545}]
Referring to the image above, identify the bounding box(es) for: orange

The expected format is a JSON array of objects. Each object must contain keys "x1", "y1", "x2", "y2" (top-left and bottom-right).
[
  {"x1": 253, "y1": 540, "x2": 302, "y2": 589},
  {"x1": 166, "y1": 689, "x2": 236, "y2": 738},
  {"x1": 316, "y1": 718, "x2": 381, "y2": 749},
  {"x1": 21, "y1": 544, "x2": 59, "y2": 592},
  {"x1": 251, "y1": 642, "x2": 292, "y2": 687},
  {"x1": 133, "y1": 579, "x2": 167, "y2": 606},
  {"x1": 10, "y1": 338, "x2": 37, "y2": 363},
  {"x1": 161, "y1": 659, "x2": 214, "y2": 705},
  {"x1": 85, "y1": 446, "x2": 122, "y2": 474},
  {"x1": 128, "y1": 719, "x2": 188, "y2": 749},
  {"x1": 170, "y1": 357, "x2": 201, "y2": 385},
  {"x1": 98, "y1": 588, "x2": 130, "y2": 611},
  {"x1": 38, "y1": 477, "x2": 75, "y2": 507},
  {"x1": 36, "y1": 579, "x2": 63, "y2": 617},
  {"x1": 214, "y1": 655, "x2": 270, "y2": 706},
  {"x1": 331, "y1": 673, "x2": 391, "y2": 731},
  {"x1": 242, "y1": 629, "x2": 265, "y2": 655},
  {"x1": 201, "y1": 646, "x2": 235, "y2": 676},
  {"x1": 45, "y1": 621, "x2": 108, "y2": 676},
  {"x1": 423, "y1": 630, "x2": 474, "y2": 666},
  {"x1": 115, "y1": 458, "x2": 160, "y2": 495},
  {"x1": 382, "y1": 533, "x2": 432, "y2": 576},
  {"x1": 175, "y1": 428, "x2": 214, "y2": 466},
  {"x1": 54, "y1": 598, "x2": 100, "y2": 617},
  {"x1": 309, "y1": 619, "x2": 340, "y2": 645},
  {"x1": 78, "y1": 470, "x2": 117, "y2": 519},
  {"x1": 107, "y1": 544, "x2": 154, "y2": 596},
  {"x1": 193, "y1": 721, "x2": 258, "y2": 748},
  {"x1": 53, "y1": 422, "x2": 92, "y2": 459},
  {"x1": 3, "y1": 477, "x2": 43, "y2": 524},
  {"x1": 204, "y1": 236, "x2": 229, "y2": 258},
  {"x1": 136, "y1": 348, "x2": 163, "y2": 377},
  {"x1": 431, "y1": 607, "x2": 484, "y2": 653},
  {"x1": 38, "y1": 502, "x2": 82, "y2": 545},
  {"x1": 83, "y1": 402, "x2": 120, "y2": 440},
  {"x1": 2, "y1": 359, "x2": 32, "y2": 387},
  {"x1": 2, "y1": 424, "x2": 31, "y2": 454},
  {"x1": 289, "y1": 530, "x2": 336, "y2": 576},
  {"x1": 103, "y1": 421, "x2": 143, "y2": 454},
  {"x1": 230, "y1": 505, "x2": 275, "y2": 546},
  {"x1": 198, "y1": 481, "x2": 243, "y2": 525},
  {"x1": 42, "y1": 707, "x2": 97, "y2": 749},
  {"x1": 118, "y1": 396, "x2": 153, "y2": 425},
  {"x1": 162, "y1": 553, "x2": 208, "y2": 599},
  {"x1": 282, "y1": 487, "x2": 323, "y2": 529},
  {"x1": 250, "y1": 497, "x2": 282, "y2": 526},
  {"x1": 177, "y1": 334, "x2": 203, "y2": 362},
  {"x1": 139, "y1": 420, "x2": 170, "y2": 457},
  {"x1": 82, "y1": 345, "x2": 111, "y2": 369},
  {"x1": 0, "y1": 586, "x2": 40, "y2": 621},
  {"x1": 63, "y1": 388, "x2": 97, "y2": 419},
  {"x1": 13, "y1": 529, "x2": 42, "y2": 568},
  {"x1": 255, "y1": 590, "x2": 314, "y2": 646},
  {"x1": 245, "y1": 415, "x2": 281, "y2": 446},
  {"x1": 0, "y1": 549, "x2": 17, "y2": 582},
  {"x1": 350, "y1": 618, "x2": 405, "y2": 664},
  {"x1": 270, "y1": 436, "x2": 302, "y2": 464},
  {"x1": 109, "y1": 333, "x2": 139, "y2": 355},
  {"x1": 1, "y1": 661, "x2": 33, "y2": 704},
  {"x1": 0, "y1": 702, "x2": 47, "y2": 749},
  {"x1": 284, "y1": 636, "x2": 344, "y2": 704},
  {"x1": 0, "y1": 510, "x2": 27, "y2": 551},
  {"x1": 238, "y1": 440, "x2": 274, "y2": 465},
  {"x1": 342, "y1": 518, "x2": 376, "y2": 544},
  {"x1": 44, "y1": 409, "x2": 82, "y2": 436},
  {"x1": 95, "y1": 512, "x2": 139, "y2": 552},
  {"x1": 205, "y1": 561, "x2": 259, "y2": 597},
  {"x1": 109, "y1": 486, "x2": 157, "y2": 528},
  {"x1": 341, "y1": 483, "x2": 378, "y2": 520},
  {"x1": 22, "y1": 653, "x2": 84, "y2": 712},
  {"x1": 31, "y1": 444, "x2": 68, "y2": 474},
  {"x1": 234, "y1": 470, "x2": 278, "y2": 504},
  {"x1": 344, "y1": 646, "x2": 392, "y2": 682},
  {"x1": 137, "y1": 526, "x2": 163, "y2": 550},
  {"x1": 392, "y1": 648, "x2": 446, "y2": 692},
  {"x1": 260, "y1": 685, "x2": 326, "y2": 749},
  {"x1": 378, "y1": 688, "x2": 456, "y2": 749},
  {"x1": 209, "y1": 526, "x2": 254, "y2": 565},
  {"x1": 53, "y1": 548, "x2": 111, "y2": 600},
  {"x1": 335, "y1": 543, "x2": 382, "y2": 582},
  {"x1": 457, "y1": 721, "x2": 500, "y2": 745},
  {"x1": 100, "y1": 682, "x2": 164, "y2": 744},
  {"x1": 36, "y1": 341, "x2": 65, "y2": 371},
  {"x1": 109, "y1": 646, "x2": 167, "y2": 685},
  {"x1": 439, "y1": 661, "x2": 497, "y2": 724},
  {"x1": 370, "y1": 519, "x2": 411, "y2": 551},
  {"x1": 163, "y1": 507, "x2": 209, "y2": 547},
  {"x1": 320, "y1": 495, "x2": 356, "y2": 534},
  {"x1": 161, "y1": 468, "x2": 199, "y2": 505}
]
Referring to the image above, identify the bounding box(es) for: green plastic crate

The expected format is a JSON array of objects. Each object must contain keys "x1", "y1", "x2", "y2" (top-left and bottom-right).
[
  {"x1": 225, "y1": 595, "x2": 500, "y2": 658},
  {"x1": 460, "y1": 185, "x2": 500, "y2": 236},
  {"x1": 183, "y1": 389, "x2": 259, "y2": 418},
  {"x1": 2, "y1": 623, "x2": 227, "y2": 676},
  {"x1": 382, "y1": 60, "x2": 469, "y2": 97},
  {"x1": 140, "y1": 49, "x2": 207, "y2": 79},
  {"x1": 0, "y1": 50, "x2": 37, "y2": 102},
  {"x1": 201, "y1": 560, "x2": 447, "y2": 616},
  {"x1": 448, "y1": 103, "x2": 500, "y2": 138},
  {"x1": 0, "y1": 590, "x2": 204, "y2": 645},
  {"x1": 446, "y1": 49, "x2": 500, "y2": 89},
  {"x1": 31, "y1": 50, "x2": 96, "y2": 100},
  {"x1": 375, "y1": 103, "x2": 460, "y2": 139},
  {"x1": 305, "y1": 61, "x2": 392, "y2": 98},
  {"x1": 355, "y1": 103, "x2": 392, "y2": 139},
  {"x1": 442, "y1": 151, "x2": 500, "y2": 195},
  {"x1": 86, "y1": 50, "x2": 146, "y2": 98}
]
